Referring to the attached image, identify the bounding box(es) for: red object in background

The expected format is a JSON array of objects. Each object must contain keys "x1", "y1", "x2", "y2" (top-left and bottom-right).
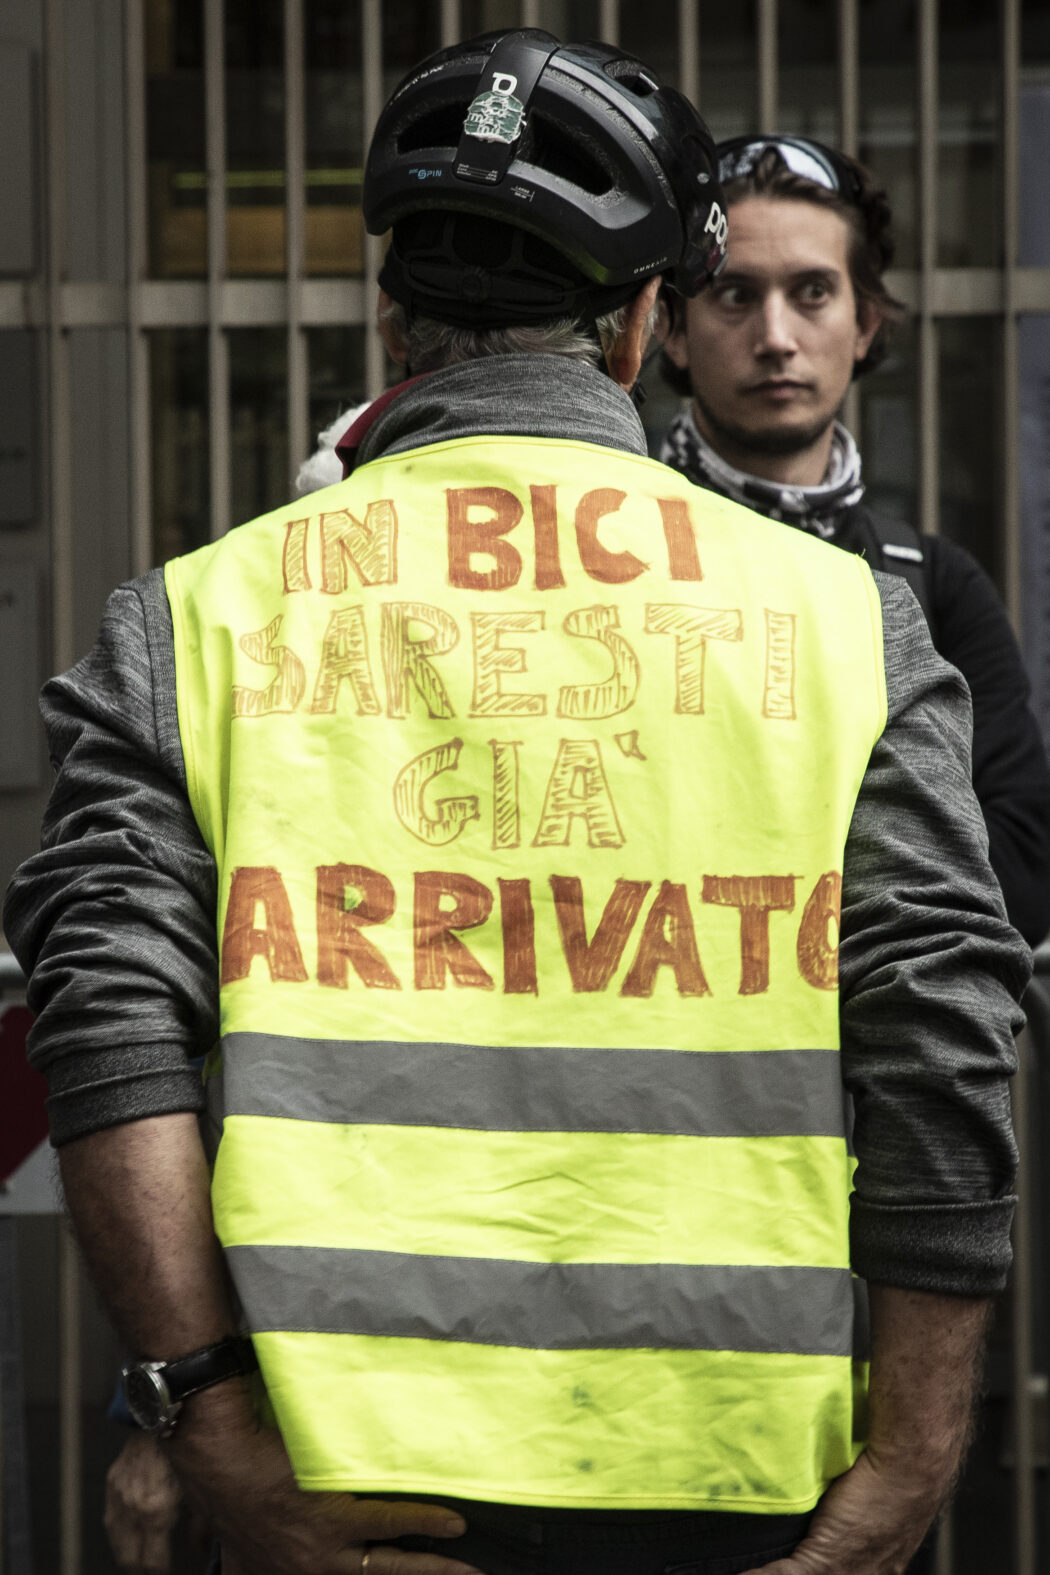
[{"x1": 0, "y1": 1006, "x2": 47, "y2": 1184}]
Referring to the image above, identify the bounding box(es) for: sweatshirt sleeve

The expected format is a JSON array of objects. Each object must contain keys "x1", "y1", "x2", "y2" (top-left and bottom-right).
[
  {"x1": 2, "y1": 570, "x2": 218, "y2": 1146},
  {"x1": 926, "y1": 535, "x2": 1050, "y2": 947},
  {"x1": 841, "y1": 573, "x2": 1030, "y2": 1296}
]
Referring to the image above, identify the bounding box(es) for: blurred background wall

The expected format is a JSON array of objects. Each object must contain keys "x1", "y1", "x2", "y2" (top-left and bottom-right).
[{"x1": 2, "y1": 2, "x2": 1050, "y2": 1571}]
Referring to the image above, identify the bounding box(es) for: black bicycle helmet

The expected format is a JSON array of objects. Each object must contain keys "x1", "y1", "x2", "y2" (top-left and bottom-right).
[{"x1": 363, "y1": 28, "x2": 727, "y2": 329}]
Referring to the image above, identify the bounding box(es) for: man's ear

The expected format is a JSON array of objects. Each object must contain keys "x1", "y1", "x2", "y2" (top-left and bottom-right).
[
  {"x1": 606, "y1": 277, "x2": 663, "y2": 392},
  {"x1": 660, "y1": 293, "x2": 690, "y2": 374},
  {"x1": 377, "y1": 289, "x2": 408, "y2": 366},
  {"x1": 855, "y1": 298, "x2": 883, "y2": 366}
]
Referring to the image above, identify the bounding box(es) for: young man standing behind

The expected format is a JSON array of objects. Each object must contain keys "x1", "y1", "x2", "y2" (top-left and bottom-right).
[{"x1": 661, "y1": 136, "x2": 1050, "y2": 948}]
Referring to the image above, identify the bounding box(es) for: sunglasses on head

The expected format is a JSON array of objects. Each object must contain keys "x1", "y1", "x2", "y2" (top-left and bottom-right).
[{"x1": 715, "y1": 136, "x2": 864, "y2": 204}]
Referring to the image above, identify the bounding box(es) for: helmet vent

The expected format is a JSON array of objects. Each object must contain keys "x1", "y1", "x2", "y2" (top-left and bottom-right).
[
  {"x1": 602, "y1": 58, "x2": 659, "y2": 97},
  {"x1": 397, "y1": 103, "x2": 470, "y2": 155},
  {"x1": 523, "y1": 113, "x2": 613, "y2": 196}
]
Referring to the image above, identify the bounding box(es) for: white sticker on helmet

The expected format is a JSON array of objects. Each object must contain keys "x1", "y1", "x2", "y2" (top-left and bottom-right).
[{"x1": 464, "y1": 86, "x2": 526, "y2": 145}]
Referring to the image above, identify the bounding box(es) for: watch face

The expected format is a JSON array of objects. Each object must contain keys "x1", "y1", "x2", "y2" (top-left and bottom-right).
[{"x1": 123, "y1": 1364, "x2": 177, "y2": 1435}]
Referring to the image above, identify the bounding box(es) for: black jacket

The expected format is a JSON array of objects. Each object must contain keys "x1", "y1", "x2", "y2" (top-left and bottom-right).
[{"x1": 831, "y1": 504, "x2": 1050, "y2": 947}]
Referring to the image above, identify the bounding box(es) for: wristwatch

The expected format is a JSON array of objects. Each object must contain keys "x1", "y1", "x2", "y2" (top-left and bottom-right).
[{"x1": 121, "y1": 1334, "x2": 259, "y2": 1437}]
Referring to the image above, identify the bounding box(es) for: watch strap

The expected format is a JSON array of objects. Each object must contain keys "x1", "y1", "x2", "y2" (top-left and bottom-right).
[{"x1": 160, "y1": 1334, "x2": 259, "y2": 1403}]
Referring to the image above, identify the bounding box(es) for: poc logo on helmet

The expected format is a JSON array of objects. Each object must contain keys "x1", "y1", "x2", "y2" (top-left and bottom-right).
[
  {"x1": 705, "y1": 201, "x2": 729, "y2": 250},
  {"x1": 464, "y1": 71, "x2": 526, "y2": 145}
]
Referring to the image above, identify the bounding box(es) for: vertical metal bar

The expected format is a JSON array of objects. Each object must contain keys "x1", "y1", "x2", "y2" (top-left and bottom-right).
[
  {"x1": 1002, "y1": 9, "x2": 1034, "y2": 1564},
  {"x1": 1, "y1": 1217, "x2": 35, "y2": 1574},
  {"x1": 125, "y1": 0, "x2": 152, "y2": 576},
  {"x1": 757, "y1": 0, "x2": 778, "y2": 131},
  {"x1": 285, "y1": 0, "x2": 308, "y2": 482},
  {"x1": 362, "y1": 0, "x2": 384, "y2": 400},
  {"x1": 1011, "y1": 1033, "x2": 1036, "y2": 1575},
  {"x1": 440, "y1": 0, "x2": 461, "y2": 48},
  {"x1": 59, "y1": 1226, "x2": 81, "y2": 1575},
  {"x1": 916, "y1": 0, "x2": 938, "y2": 537},
  {"x1": 837, "y1": 0, "x2": 860, "y2": 437},
  {"x1": 521, "y1": 0, "x2": 540, "y2": 26},
  {"x1": 679, "y1": 0, "x2": 700, "y2": 104},
  {"x1": 599, "y1": 0, "x2": 619, "y2": 48},
  {"x1": 1002, "y1": 0, "x2": 1022, "y2": 632},
  {"x1": 837, "y1": 0, "x2": 859, "y2": 159},
  {"x1": 206, "y1": 0, "x2": 230, "y2": 539},
  {"x1": 46, "y1": 0, "x2": 74, "y2": 675},
  {"x1": 934, "y1": 1490, "x2": 954, "y2": 1570}
]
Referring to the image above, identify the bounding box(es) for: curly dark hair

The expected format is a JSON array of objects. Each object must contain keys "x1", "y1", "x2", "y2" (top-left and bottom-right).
[{"x1": 662, "y1": 143, "x2": 906, "y2": 396}]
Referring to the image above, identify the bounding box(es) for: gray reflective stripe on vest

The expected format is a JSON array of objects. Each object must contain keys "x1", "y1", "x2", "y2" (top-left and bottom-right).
[
  {"x1": 226, "y1": 1245, "x2": 856, "y2": 1356},
  {"x1": 221, "y1": 1034, "x2": 846, "y2": 1138}
]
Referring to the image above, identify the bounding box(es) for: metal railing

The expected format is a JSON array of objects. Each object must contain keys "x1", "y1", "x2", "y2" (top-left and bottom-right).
[{"x1": 1, "y1": 0, "x2": 1047, "y2": 661}]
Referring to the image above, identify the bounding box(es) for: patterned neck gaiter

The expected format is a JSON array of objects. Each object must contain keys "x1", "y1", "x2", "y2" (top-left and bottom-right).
[{"x1": 661, "y1": 405, "x2": 865, "y2": 539}]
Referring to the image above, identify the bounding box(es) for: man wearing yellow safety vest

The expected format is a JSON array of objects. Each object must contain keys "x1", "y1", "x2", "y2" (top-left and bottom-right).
[{"x1": 4, "y1": 29, "x2": 1029, "y2": 1575}]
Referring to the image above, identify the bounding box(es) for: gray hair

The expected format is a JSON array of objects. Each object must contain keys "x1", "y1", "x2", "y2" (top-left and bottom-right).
[{"x1": 381, "y1": 297, "x2": 656, "y2": 375}]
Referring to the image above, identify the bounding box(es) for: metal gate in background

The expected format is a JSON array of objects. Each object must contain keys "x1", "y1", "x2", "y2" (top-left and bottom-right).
[{"x1": 3, "y1": 0, "x2": 1047, "y2": 663}]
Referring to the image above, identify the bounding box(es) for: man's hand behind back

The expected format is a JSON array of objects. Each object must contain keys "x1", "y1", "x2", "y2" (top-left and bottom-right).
[
  {"x1": 740, "y1": 1446, "x2": 941, "y2": 1575},
  {"x1": 743, "y1": 1284, "x2": 991, "y2": 1575},
  {"x1": 168, "y1": 1382, "x2": 484, "y2": 1575},
  {"x1": 104, "y1": 1431, "x2": 182, "y2": 1573}
]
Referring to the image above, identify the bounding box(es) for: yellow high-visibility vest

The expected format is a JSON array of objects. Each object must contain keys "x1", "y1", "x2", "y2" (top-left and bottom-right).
[{"x1": 166, "y1": 432, "x2": 887, "y2": 1512}]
